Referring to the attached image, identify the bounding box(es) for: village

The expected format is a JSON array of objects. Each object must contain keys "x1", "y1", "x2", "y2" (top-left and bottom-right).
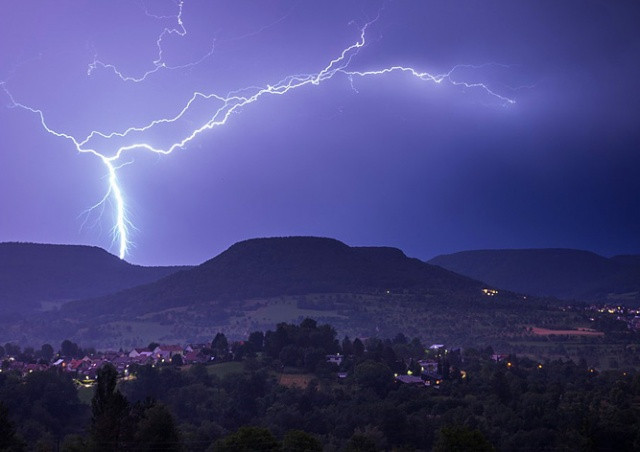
[
  {"x1": 1, "y1": 342, "x2": 214, "y2": 382},
  {"x1": 0, "y1": 335, "x2": 463, "y2": 390}
]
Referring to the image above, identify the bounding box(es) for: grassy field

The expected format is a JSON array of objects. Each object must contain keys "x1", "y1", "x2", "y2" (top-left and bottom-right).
[
  {"x1": 278, "y1": 373, "x2": 315, "y2": 389},
  {"x1": 530, "y1": 326, "x2": 604, "y2": 336},
  {"x1": 241, "y1": 298, "x2": 347, "y2": 324},
  {"x1": 77, "y1": 385, "x2": 94, "y2": 405},
  {"x1": 204, "y1": 361, "x2": 244, "y2": 378}
]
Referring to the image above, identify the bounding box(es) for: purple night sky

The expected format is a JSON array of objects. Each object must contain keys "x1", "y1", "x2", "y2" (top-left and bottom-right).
[{"x1": 1, "y1": 0, "x2": 639, "y2": 266}]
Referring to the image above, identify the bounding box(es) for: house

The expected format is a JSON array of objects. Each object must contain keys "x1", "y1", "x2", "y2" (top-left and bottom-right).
[
  {"x1": 395, "y1": 374, "x2": 424, "y2": 385},
  {"x1": 102, "y1": 351, "x2": 123, "y2": 362},
  {"x1": 67, "y1": 359, "x2": 85, "y2": 372},
  {"x1": 131, "y1": 355, "x2": 156, "y2": 366},
  {"x1": 154, "y1": 345, "x2": 184, "y2": 360},
  {"x1": 129, "y1": 348, "x2": 153, "y2": 358},
  {"x1": 326, "y1": 354, "x2": 343, "y2": 366},
  {"x1": 111, "y1": 356, "x2": 131, "y2": 372},
  {"x1": 418, "y1": 359, "x2": 438, "y2": 373},
  {"x1": 185, "y1": 343, "x2": 209, "y2": 353},
  {"x1": 421, "y1": 372, "x2": 443, "y2": 387},
  {"x1": 183, "y1": 351, "x2": 208, "y2": 365},
  {"x1": 16, "y1": 363, "x2": 46, "y2": 376}
]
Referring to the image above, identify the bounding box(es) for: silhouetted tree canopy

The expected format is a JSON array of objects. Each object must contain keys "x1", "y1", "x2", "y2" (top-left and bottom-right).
[
  {"x1": 91, "y1": 364, "x2": 129, "y2": 451},
  {"x1": 214, "y1": 426, "x2": 279, "y2": 451}
]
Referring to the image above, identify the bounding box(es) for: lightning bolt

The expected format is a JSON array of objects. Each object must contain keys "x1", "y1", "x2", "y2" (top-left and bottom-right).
[
  {"x1": 2, "y1": 14, "x2": 516, "y2": 260},
  {"x1": 87, "y1": 0, "x2": 215, "y2": 82}
]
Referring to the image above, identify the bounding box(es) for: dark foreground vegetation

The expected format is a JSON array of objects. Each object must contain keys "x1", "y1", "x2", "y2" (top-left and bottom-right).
[{"x1": 2, "y1": 319, "x2": 640, "y2": 451}]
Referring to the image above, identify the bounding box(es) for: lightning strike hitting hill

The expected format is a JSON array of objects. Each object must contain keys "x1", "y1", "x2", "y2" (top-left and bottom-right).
[{"x1": 1, "y1": 13, "x2": 515, "y2": 260}]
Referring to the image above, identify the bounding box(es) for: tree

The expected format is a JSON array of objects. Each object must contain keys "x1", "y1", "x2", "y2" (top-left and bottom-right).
[
  {"x1": 346, "y1": 426, "x2": 387, "y2": 452},
  {"x1": 302, "y1": 348, "x2": 325, "y2": 373},
  {"x1": 60, "y1": 340, "x2": 79, "y2": 358},
  {"x1": 409, "y1": 337, "x2": 425, "y2": 357},
  {"x1": 147, "y1": 342, "x2": 160, "y2": 352},
  {"x1": 492, "y1": 370, "x2": 511, "y2": 404},
  {"x1": 353, "y1": 338, "x2": 365, "y2": 357},
  {"x1": 171, "y1": 354, "x2": 183, "y2": 367},
  {"x1": 3, "y1": 343, "x2": 19, "y2": 357},
  {"x1": 0, "y1": 402, "x2": 25, "y2": 451},
  {"x1": 381, "y1": 345, "x2": 400, "y2": 372},
  {"x1": 40, "y1": 344, "x2": 54, "y2": 362},
  {"x1": 342, "y1": 336, "x2": 353, "y2": 355},
  {"x1": 212, "y1": 333, "x2": 229, "y2": 360},
  {"x1": 248, "y1": 331, "x2": 265, "y2": 352},
  {"x1": 408, "y1": 359, "x2": 421, "y2": 375},
  {"x1": 279, "y1": 345, "x2": 302, "y2": 367},
  {"x1": 214, "y1": 426, "x2": 279, "y2": 451},
  {"x1": 282, "y1": 430, "x2": 322, "y2": 452},
  {"x1": 300, "y1": 318, "x2": 317, "y2": 330},
  {"x1": 19, "y1": 371, "x2": 86, "y2": 443},
  {"x1": 345, "y1": 434, "x2": 378, "y2": 452},
  {"x1": 354, "y1": 360, "x2": 393, "y2": 396},
  {"x1": 393, "y1": 333, "x2": 408, "y2": 345},
  {"x1": 60, "y1": 434, "x2": 90, "y2": 452},
  {"x1": 91, "y1": 364, "x2": 130, "y2": 451},
  {"x1": 133, "y1": 403, "x2": 181, "y2": 452},
  {"x1": 231, "y1": 342, "x2": 248, "y2": 361},
  {"x1": 433, "y1": 426, "x2": 494, "y2": 452}
]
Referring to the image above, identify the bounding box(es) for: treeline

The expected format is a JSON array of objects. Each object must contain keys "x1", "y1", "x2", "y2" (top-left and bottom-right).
[
  {"x1": 0, "y1": 370, "x2": 87, "y2": 449},
  {"x1": 1, "y1": 339, "x2": 97, "y2": 364},
  {"x1": 2, "y1": 319, "x2": 640, "y2": 450}
]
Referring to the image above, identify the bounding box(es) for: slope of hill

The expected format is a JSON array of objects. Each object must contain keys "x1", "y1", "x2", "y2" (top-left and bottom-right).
[
  {"x1": 429, "y1": 249, "x2": 640, "y2": 303},
  {"x1": 65, "y1": 237, "x2": 490, "y2": 316},
  {"x1": 0, "y1": 242, "x2": 189, "y2": 313}
]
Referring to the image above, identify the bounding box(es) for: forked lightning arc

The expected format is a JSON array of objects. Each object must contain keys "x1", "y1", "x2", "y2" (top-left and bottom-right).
[{"x1": 1, "y1": 2, "x2": 515, "y2": 260}]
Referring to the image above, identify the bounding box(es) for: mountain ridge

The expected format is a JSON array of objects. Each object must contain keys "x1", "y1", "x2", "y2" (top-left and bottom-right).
[
  {"x1": 429, "y1": 248, "x2": 640, "y2": 303},
  {"x1": 62, "y1": 236, "x2": 490, "y2": 316},
  {"x1": 0, "y1": 242, "x2": 191, "y2": 313}
]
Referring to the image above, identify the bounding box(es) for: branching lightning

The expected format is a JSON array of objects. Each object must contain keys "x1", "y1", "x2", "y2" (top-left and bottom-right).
[
  {"x1": 1, "y1": 9, "x2": 515, "y2": 260},
  {"x1": 87, "y1": 0, "x2": 215, "y2": 82}
]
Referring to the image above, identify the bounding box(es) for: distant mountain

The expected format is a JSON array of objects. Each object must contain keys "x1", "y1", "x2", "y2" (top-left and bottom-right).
[
  {"x1": 0, "y1": 242, "x2": 190, "y2": 313},
  {"x1": 429, "y1": 249, "x2": 640, "y2": 304},
  {"x1": 65, "y1": 237, "x2": 489, "y2": 316}
]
